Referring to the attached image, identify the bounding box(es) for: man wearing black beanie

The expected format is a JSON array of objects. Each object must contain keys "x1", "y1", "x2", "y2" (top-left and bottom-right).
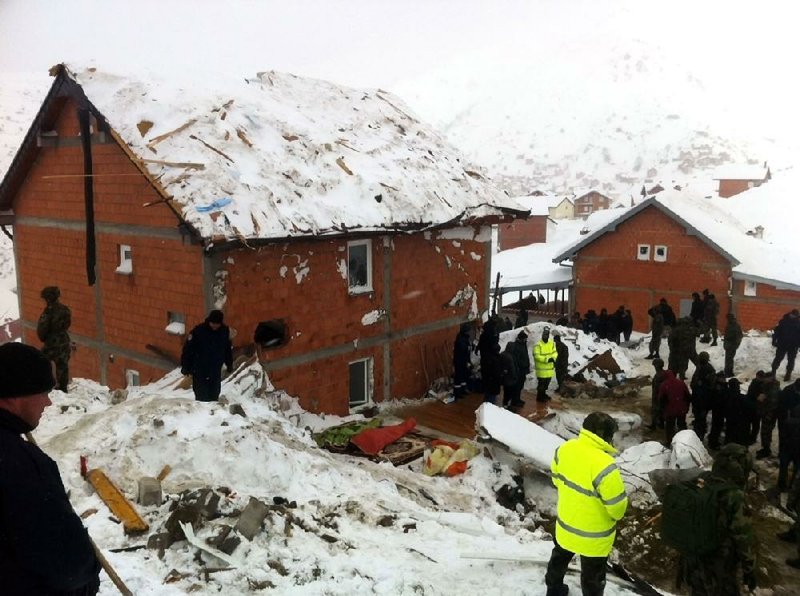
[
  {"x1": 181, "y1": 310, "x2": 234, "y2": 401},
  {"x1": 0, "y1": 342, "x2": 100, "y2": 595}
]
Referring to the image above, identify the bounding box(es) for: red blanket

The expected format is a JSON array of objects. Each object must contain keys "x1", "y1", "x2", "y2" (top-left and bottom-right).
[{"x1": 351, "y1": 418, "x2": 417, "y2": 455}]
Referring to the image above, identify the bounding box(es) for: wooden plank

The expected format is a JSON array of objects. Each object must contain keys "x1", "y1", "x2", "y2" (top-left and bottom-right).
[{"x1": 87, "y1": 469, "x2": 149, "y2": 535}]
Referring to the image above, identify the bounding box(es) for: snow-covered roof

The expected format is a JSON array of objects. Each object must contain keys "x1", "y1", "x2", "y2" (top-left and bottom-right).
[
  {"x1": 712, "y1": 163, "x2": 770, "y2": 181},
  {"x1": 509, "y1": 195, "x2": 552, "y2": 217},
  {"x1": 4, "y1": 64, "x2": 528, "y2": 244},
  {"x1": 552, "y1": 183, "x2": 800, "y2": 290}
]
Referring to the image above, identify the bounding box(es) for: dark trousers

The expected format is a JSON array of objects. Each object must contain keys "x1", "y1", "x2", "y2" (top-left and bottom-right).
[
  {"x1": 537, "y1": 376, "x2": 552, "y2": 402},
  {"x1": 193, "y1": 376, "x2": 222, "y2": 402},
  {"x1": 555, "y1": 367, "x2": 567, "y2": 391},
  {"x1": 708, "y1": 408, "x2": 725, "y2": 448},
  {"x1": 545, "y1": 539, "x2": 607, "y2": 596},
  {"x1": 453, "y1": 364, "x2": 469, "y2": 398},
  {"x1": 773, "y1": 346, "x2": 799, "y2": 377},
  {"x1": 664, "y1": 415, "x2": 687, "y2": 445},
  {"x1": 692, "y1": 407, "x2": 708, "y2": 441},
  {"x1": 761, "y1": 413, "x2": 777, "y2": 451},
  {"x1": 54, "y1": 356, "x2": 70, "y2": 393},
  {"x1": 503, "y1": 382, "x2": 523, "y2": 406},
  {"x1": 724, "y1": 347, "x2": 737, "y2": 376},
  {"x1": 778, "y1": 451, "x2": 800, "y2": 491},
  {"x1": 648, "y1": 334, "x2": 662, "y2": 356}
]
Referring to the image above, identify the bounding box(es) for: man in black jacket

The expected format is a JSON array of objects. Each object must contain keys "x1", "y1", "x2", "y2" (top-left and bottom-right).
[
  {"x1": 0, "y1": 343, "x2": 100, "y2": 595},
  {"x1": 772, "y1": 309, "x2": 800, "y2": 382},
  {"x1": 181, "y1": 310, "x2": 234, "y2": 402}
]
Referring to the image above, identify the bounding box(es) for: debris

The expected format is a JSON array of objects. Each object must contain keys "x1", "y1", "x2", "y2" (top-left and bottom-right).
[
  {"x1": 180, "y1": 521, "x2": 240, "y2": 567},
  {"x1": 157, "y1": 465, "x2": 172, "y2": 481},
  {"x1": 234, "y1": 497, "x2": 270, "y2": 540},
  {"x1": 146, "y1": 118, "x2": 198, "y2": 149},
  {"x1": 137, "y1": 477, "x2": 163, "y2": 507},
  {"x1": 87, "y1": 469, "x2": 149, "y2": 535},
  {"x1": 335, "y1": 156, "x2": 353, "y2": 175},
  {"x1": 228, "y1": 404, "x2": 247, "y2": 418},
  {"x1": 423, "y1": 439, "x2": 480, "y2": 476},
  {"x1": 110, "y1": 388, "x2": 128, "y2": 405}
]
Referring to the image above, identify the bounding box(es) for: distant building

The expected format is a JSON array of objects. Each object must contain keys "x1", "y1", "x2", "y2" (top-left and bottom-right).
[
  {"x1": 549, "y1": 195, "x2": 575, "y2": 220},
  {"x1": 553, "y1": 194, "x2": 800, "y2": 333},
  {"x1": 497, "y1": 195, "x2": 550, "y2": 249},
  {"x1": 573, "y1": 190, "x2": 613, "y2": 216},
  {"x1": 713, "y1": 163, "x2": 771, "y2": 198}
]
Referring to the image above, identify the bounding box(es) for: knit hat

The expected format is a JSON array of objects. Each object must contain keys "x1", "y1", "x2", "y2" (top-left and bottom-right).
[
  {"x1": 206, "y1": 310, "x2": 224, "y2": 324},
  {"x1": 40, "y1": 286, "x2": 60, "y2": 302},
  {"x1": 0, "y1": 343, "x2": 55, "y2": 398}
]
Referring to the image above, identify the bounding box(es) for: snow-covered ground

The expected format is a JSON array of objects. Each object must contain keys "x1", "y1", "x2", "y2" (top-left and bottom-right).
[{"x1": 27, "y1": 320, "x2": 788, "y2": 595}]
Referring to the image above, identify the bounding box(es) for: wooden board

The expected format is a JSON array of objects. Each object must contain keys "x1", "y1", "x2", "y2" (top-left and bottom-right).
[{"x1": 87, "y1": 469, "x2": 149, "y2": 535}]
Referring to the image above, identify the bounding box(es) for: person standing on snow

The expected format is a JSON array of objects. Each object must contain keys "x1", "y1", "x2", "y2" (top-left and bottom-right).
[
  {"x1": 724, "y1": 378, "x2": 758, "y2": 448},
  {"x1": 452, "y1": 323, "x2": 472, "y2": 399},
  {"x1": 645, "y1": 305, "x2": 665, "y2": 360},
  {"x1": 533, "y1": 327, "x2": 558, "y2": 402},
  {"x1": 553, "y1": 333, "x2": 569, "y2": 393},
  {"x1": 181, "y1": 310, "x2": 233, "y2": 402},
  {"x1": 722, "y1": 312, "x2": 743, "y2": 377},
  {"x1": 699, "y1": 293, "x2": 720, "y2": 346},
  {"x1": 755, "y1": 371, "x2": 781, "y2": 460},
  {"x1": 777, "y1": 379, "x2": 800, "y2": 493},
  {"x1": 36, "y1": 286, "x2": 72, "y2": 392},
  {"x1": 668, "y1": 317, "x2": 697, "y2": 380},
  {"x1": 0, "y1": 343, "x2": 100, "y2": 595},
  {"x1": 659, "y1": 370, "x2": 691, "y2": 445},
  {"x1": 545, "y1": 412, "x2": 628, "y2": 596},
  {"x1": 772, "y1": 309, "x2": 800, "y2": 382},
  {"x1": 505, "y1": 331, "x2": 530, "y2": 408},
  {"x1": 648, "y1": 358, "x2": 668, "y2": 431},
  {"x1": 690, "y1": 351, "x2": 716, "y2": 442}
]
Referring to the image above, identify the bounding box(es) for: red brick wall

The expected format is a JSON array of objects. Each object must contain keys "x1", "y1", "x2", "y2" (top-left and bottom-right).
[
  {"x1": 497, "y1": 216, "x2": 547, "y2": 249},
  {"x1": 573, "y1": 205, "x2": 732, "y2": 331},
  {"x1": 731, "y1": 279, "x2": 800, "y2": 331},
  {"x1": 718, "y1": 180, "x2": 751, "y2": 198},
  {"x1": 15, "y1": 99, "x2": 201, "y2": 387},
  {"x1": 574, "y1": 191, "x2": 611, "y2": 214}
]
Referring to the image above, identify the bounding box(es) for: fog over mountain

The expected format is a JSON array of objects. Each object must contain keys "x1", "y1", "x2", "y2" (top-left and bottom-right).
[{"x1": 2, "y1": 0, "x2": 799, "y2": 200}]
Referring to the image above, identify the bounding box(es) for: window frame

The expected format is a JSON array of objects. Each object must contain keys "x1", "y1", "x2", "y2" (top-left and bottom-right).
[
  {"x1": 347, "y1": 239, "x2": 373, "y2": 294},
  {"x1": 653, "y1": 245, "x2": 668, "y2": 262},
  {"x1": 637, "y1": 244, "x2": 651, "y2": 261},
  {"x1": 744, "y1": 280, "x2": 757, "y2": 296},
  {"x1": 348, "y1": 357, "x2": 373, "y2": 410},
  {"x1": 116, "y1": 244, "x2": 133, "y2": 275},
  {"x1": 125, "y1": 369, "x2": 140, "y2": 387}
]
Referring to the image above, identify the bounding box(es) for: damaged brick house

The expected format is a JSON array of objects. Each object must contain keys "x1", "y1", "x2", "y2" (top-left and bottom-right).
[
  {"x1": 0, "y1": 64, "x2": 527, "y2": 415},
  {"x1": 552, "y1": 191, "x2": 800, "y2": 333}
]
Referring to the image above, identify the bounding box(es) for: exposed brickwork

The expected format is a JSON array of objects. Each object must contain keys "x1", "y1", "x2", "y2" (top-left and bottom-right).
[
  {"x1": 497, "y1": 216, "x2": 547, "y2": 250},
  {"x1": 718, "y1": 180, "x2": 754, "y2": 198},
  {"x1": 574, "y1": 191, "x2": 612, "y2": 216},
  {"x1": 731, "y1": 279, "x2": 800, "y2": 331},
  {"x1": 11, "y1": 97, "x2": 489, "y2": 413}
]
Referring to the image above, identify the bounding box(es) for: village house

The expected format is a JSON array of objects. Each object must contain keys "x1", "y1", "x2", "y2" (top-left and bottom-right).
[
  {"x1": 0, "y1": 64, "x2": 527, "y2": 415},
  {"x1": 713, "y1": 162, "x2": 771, "y2": 198},
  {"x1": 552, "y1": 188, "x2": 800, "y2": 333},
  {"x1": 496, "y1": 194, "x2": 551, "y2": 250},
  {"x1": 573, "y1": 189, "x2": 612, "y2": 216}
]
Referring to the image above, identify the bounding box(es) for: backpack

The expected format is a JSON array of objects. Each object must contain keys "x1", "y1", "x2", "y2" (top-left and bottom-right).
[{"x1": 660, "y1": 478, "x2": 731, "y2": 557}]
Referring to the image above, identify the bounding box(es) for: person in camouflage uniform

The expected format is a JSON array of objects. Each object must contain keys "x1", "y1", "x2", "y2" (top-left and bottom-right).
[
  {"x1": 646, "y1": 305, "x2": 664, "y2": 359},
  {"x1": 690, "y1": 351, "x2": 716, "y2": 442},
  {"x1": 755, "y1": 371, "x2": 781, "y2": 459},
  {"x1": 36, "y1": 286, "x2": 71, "y2": 393},
  {"x1": 668, "y1": 317, "x2": 697, "y2": 380},
  {"x1": 723, "y1": 313, "x2": 743, "y2": 377},
  {"x1": 679, "y1": 443, "x2": 757, "y2": 594}
]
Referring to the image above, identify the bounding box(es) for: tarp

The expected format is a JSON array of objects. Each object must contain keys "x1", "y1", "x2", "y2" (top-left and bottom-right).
[{"x1": 351, "y1": 418, "x2": 416, "y2": 455}]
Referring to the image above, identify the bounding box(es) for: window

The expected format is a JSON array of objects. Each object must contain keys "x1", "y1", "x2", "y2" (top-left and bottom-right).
[
  {"x1": 347, "y1": 239, "x2": 372, "y2": 293},
  {"x1": 125, "y1": 369, "x2": 140, "y2": 387},
  {"x1": 349, "y1": 358, "x2": 373, "y2": 409},
  {"x1": 165, "y1": 311, "x2": 186, "y2": 336},
  {"x1": 637, "y1": 244, "x2": 651, "y2": 261},
  {"x1": 654, "y1": 245, "x2": 668, "y2": 262},
  {"x1": 744, "y1": 280, "x2": 757, "y2": 296},
  {"x1": 116, "y1": 244, "x2": 133, "y2": 274}
]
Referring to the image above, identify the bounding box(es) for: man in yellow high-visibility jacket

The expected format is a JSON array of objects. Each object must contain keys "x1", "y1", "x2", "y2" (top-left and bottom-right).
[
  {"x1": 533, "y1": 327, "x2": 558, "y2": 402},
  {"x1": 546, "y1": 412, "x2": 628, "y2": 596}
]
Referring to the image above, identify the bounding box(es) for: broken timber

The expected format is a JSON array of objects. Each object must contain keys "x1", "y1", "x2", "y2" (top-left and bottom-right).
[{"x1": 87, "y1": 469, "x2": 149, "y2": 535}]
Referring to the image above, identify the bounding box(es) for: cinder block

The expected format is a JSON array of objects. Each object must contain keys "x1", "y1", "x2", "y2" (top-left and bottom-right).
[
  {"x1": 137, "y1": 477, "x2": 163, "y2": 507},
  {"x1": 234, "y1": 497, "x2": 270, "y2": 540}
]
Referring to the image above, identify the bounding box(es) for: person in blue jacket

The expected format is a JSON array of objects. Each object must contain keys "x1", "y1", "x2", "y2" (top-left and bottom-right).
[
  {"x1": 0, "y1": 342, "x2": 100, "y2": 595},
  {"x1": 181, "y1": 309, "x2": 234, "y2": 401}
]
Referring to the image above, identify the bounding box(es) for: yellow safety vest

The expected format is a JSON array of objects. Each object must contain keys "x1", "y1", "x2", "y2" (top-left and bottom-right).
[
  {"x1": 550, "y1": 428, "x2": 628, "y2": 557},
  {"x1": 533, "y1": 339, "x2": 558, "y2": 378}
]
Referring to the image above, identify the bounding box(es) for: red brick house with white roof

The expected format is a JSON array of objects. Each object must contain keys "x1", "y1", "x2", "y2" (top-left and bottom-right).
[
  {"x1": 0, "y1": 64, "x2": 526, "y2": 415},
  {"x1": 553, "y1": 195, "x2": 800, "y2": 333},
  {"x1": 713, "y1": 163, "x2": 771, "y2": 198},
  {"x1": 573, "y1": 190, "x2": 612, "y2": 216}
]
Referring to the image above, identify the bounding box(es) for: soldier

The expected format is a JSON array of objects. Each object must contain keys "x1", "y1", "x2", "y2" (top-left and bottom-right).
[
  {"x1": 668, "y1": 317, "x2": 697, "y2": 380},
  {"x1": 645, "y1": 305, "x2": 664, "y2": 360},
  {"x1": 690, "y1": 352, "x2": 716, "y2": 442},
  {"x1": 648, "y1": 358, "x2": 668, "y2": 430},
  {"x1": 658, "y1": 297, "x2": 677, "y2": 328},
  {"x1": 722, "y1": 313, "x2": 743, "y2": 377},
  {"x1": 772, "y1": 309, "x2": 800, "y2": 382},
  {"x1": 678, "y1": 444, "x2": 757, "y2": 594},
  {"x1": 700, "y1": 293, "x2": 720, "y2": 346},
  {"x1": 553, "y1": 333, "x2": 569, "y2": 393},
  {"x1": 755, "y1": 371, "x2": 781, "y2": 459},
  {"x1": 36, "y1": 286, "x2": 72, "y2": 393}
]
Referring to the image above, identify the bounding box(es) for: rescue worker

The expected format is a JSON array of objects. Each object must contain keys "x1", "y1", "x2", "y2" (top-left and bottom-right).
[
  {"x1": 545, "y1": 412, "x2": 628, "y2": 596},
  {"x1": 700, "y1": 293, "x2": 720, "y2": 346},
  {"x1": 553, "y1": 333, "x2": 569, "y2": 393},
  {"x1": 668, "y1": 317, "x2": 697, "y2": 380},
  {"x1": 180, "y1": 310, "x2": 233, "y2": 402},
  {"x1": 755, "y1": 371, "x2": 781, "y2": 459},
  {"x1": 772, "y1": 309, "x2": 800, "y2": 382},
  {"x1": 36, "y1": 286, "x2": 72, "y2": 392},
  {"x1": 645, "y1": 305, "x2": 664, "y2": 360},
  {"x1": 452, "y1": 322, "x2": 472, "y2": 399},
  {"x1": 679, "y1": 443, "x2": 757, "y2": 594},
  {"x1": 506, "y1": 331, "x2": 530, "y2": 408},
  {"x1": 722, "y1": 313, "x2": 743, "y2": 377},
  {"x1": 533, "y1": 327, "x2": 558, "y2": 402}
]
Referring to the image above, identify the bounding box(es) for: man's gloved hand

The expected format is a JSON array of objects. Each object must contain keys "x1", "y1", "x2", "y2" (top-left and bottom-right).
[{"x1": 743, "y1": 570, "x2": 757, "y2": 591}]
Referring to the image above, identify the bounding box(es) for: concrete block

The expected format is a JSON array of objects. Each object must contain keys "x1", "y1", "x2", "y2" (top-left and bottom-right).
[
  {"x1": 137, "y1": 477, "x2": 163, "y2": 507},
  {"x1": 234, "y1": 497, "x2": 270, "y2": 540},
  {"x1": 229, "y1": 403, "x2": 247, "y2": 417},
  {"x1": 219, "y1": 535, "x2": 241, "y2": 555}
]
